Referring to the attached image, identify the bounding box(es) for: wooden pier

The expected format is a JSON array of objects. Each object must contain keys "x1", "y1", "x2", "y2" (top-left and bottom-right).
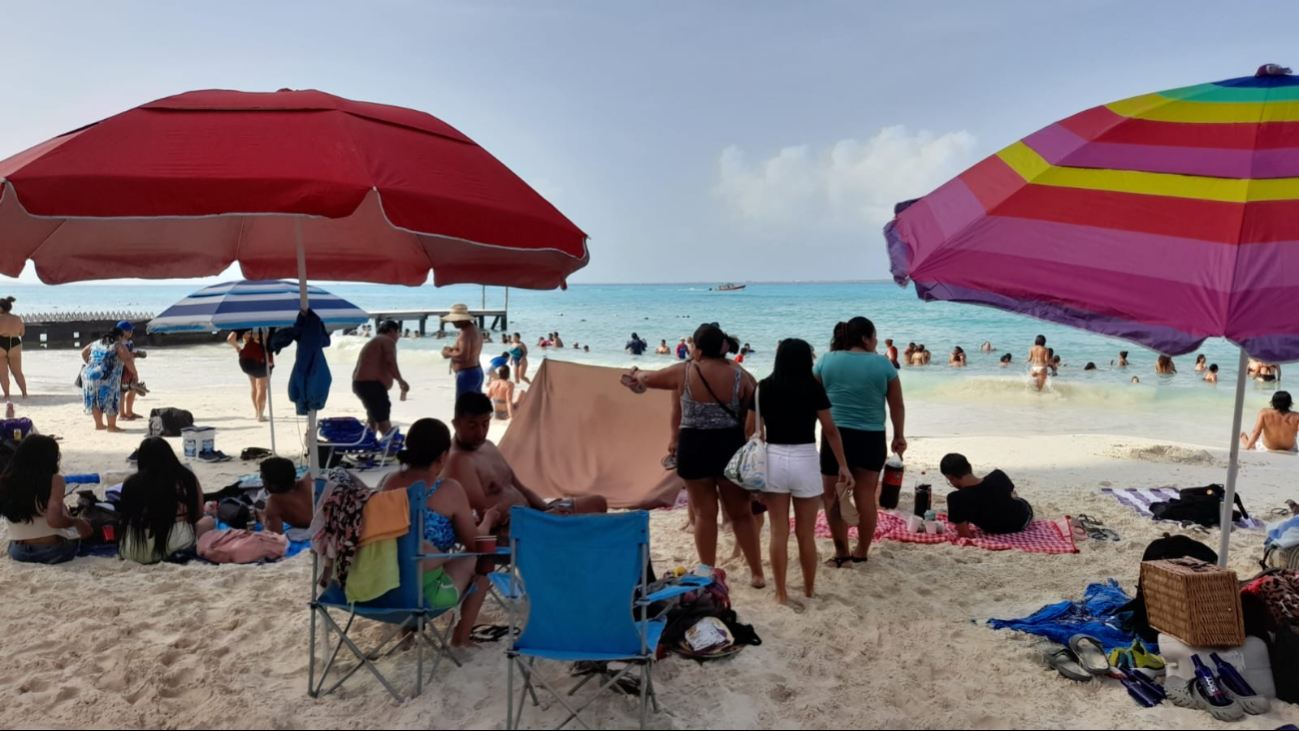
[
  {"x1": 368, "y1": 308, "x2": 509, "y2": 336},
  {"x1": 22, "y1": 312, "x2": 217, "y2": 349}
]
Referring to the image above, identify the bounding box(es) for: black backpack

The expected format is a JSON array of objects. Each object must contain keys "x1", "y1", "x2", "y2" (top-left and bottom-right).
[
  {"x1": 1120, "y1": 533, "x2": 1220, "y2": 643},
  {"x1": 148, "y1": 408, "x2": 194, "y2": 438},
  {"x1": 1149, "y1": 484, "x2": 1249, "y2": 528},
  {"x1": 1271, "y1": 624, "x2": 1299, "y2": 704}
]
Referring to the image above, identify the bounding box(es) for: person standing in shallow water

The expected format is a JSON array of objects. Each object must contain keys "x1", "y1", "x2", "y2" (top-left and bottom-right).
[
  {"x1": 815, "y1": 316, "x2": 906, "y2": 568},
  {"x1": 623, "y1": 324, "x2": 766, "y2": 589},
  {"x1": 1028, "y1": 335, "x2": 1050, "y2": 391}
]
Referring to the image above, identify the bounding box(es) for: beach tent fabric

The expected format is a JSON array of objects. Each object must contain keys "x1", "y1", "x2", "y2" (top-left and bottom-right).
[
  {"x1": 498, "y1": 360, "x2": 682, "y2": 510},
  {"x1": 148, "y1": 280, "x2": 368, "y2": 333},
  {"x1": 0, "y1": 88, "x2": 588, "y2": 290},
  {"x1": 885, "y1": 71, "x2": 1299, "y2": 362}
]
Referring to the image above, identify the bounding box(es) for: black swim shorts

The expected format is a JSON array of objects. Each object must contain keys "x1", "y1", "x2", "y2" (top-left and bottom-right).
[
  {"x1": 821, "y1": 427, "x2": 887, "y2": 476},
  {"x1": 352, "y1": 380, "x2": 392, "y2": 425}
]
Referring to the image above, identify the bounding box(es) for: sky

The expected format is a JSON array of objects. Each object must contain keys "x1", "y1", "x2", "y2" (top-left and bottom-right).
[{"x1": 0, "y1": 0, "x2": 1294, "y2": 285}]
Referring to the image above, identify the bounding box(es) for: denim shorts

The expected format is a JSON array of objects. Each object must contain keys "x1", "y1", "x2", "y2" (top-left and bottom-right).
[{"x1": 9, "y1": 539, "x2": 78, "y2": 565}]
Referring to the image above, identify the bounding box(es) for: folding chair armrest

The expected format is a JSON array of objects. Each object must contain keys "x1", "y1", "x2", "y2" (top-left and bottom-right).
[
  {"x1": 638, "y1": 576, "x2": 712, "y2": 605},
  {"x1": 414, "y1": 551, "x2": 502, "y2": 561}
]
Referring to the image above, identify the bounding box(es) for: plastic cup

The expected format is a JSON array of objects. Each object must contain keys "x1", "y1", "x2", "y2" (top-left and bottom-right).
[{"x1": 475, "y1": 535, "x2": 498, "y2": 573}]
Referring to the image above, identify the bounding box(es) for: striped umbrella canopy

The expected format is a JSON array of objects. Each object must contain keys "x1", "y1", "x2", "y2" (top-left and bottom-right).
[
  {"x1": 886, "y1": 65, "x2": 1299, "y2": 362},
  {"x1": 148, "y1": 280, "x2": 368, "y2": 333},
  {"x1": 886, "y1": 65, "x2": 1299, "y2": 564}
]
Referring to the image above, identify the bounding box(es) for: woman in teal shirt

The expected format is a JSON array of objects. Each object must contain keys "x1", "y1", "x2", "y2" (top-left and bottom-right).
[{"x1": 814, "y1": 317, "x2": 907, "y2": 568}]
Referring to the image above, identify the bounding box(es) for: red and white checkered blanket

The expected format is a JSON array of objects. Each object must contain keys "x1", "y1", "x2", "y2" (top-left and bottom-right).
[{"x1": 801, "y1": 511, "x2": 1079, "y2": 555}]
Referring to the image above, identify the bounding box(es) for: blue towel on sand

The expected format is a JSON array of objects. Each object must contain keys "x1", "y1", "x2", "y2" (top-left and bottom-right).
[{"x1": 988, "y1": 580, "x2": 1146, "y2": 653}]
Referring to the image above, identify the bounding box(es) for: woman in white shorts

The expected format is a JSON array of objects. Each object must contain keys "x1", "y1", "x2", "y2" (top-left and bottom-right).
[{"x1": 749, "y1": 338, "x2": 854, "y2": 605}]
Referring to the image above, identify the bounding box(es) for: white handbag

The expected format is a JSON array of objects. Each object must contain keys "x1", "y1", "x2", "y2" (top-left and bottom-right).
[{"x1": 725, "y1": 386, "x2": 768, "y2": 490}]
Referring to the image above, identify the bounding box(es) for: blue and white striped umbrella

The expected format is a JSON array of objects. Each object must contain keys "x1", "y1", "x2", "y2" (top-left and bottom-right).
[{"x1": 148, "y1": 280, "x2": 369, "y2": 333}]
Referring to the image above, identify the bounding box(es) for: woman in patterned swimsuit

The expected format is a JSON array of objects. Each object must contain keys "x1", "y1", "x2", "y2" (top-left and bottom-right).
[{"x1": 381, "y1": 418, "x2": 501, "y2": 647}]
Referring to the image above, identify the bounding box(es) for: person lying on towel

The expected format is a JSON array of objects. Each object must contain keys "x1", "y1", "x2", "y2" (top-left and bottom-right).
[
  {"x1": 258, "y1": 457, "x2": 315, "y2": 537},
  {"x1": 445, "y1": 392, "x2": 606, "y2": 535},
  {"x1": 939, "y1": 453, "x2": 1034, "y2": 538}
]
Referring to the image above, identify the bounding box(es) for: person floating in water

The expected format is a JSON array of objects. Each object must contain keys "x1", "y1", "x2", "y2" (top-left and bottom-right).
[
  {"x1": 949, "y1": 346, "x2": 967, "y2": 367},
  {"x1": 1084, "y1": 362, "x2": 1097, "y2": 371},
  {"x1": 1194, "y1": 354, "x2": 1207, "y2": 372},
  {"x1": 1114, "y1": 351, "x2": 1130, "y2": 367},
  {"x1": 1241, "y1": 391, "x2": 1299, "y2": 452},
  {"x1": 999, "y1": 353, "x2": 1013, "y2": 367},
  {"x1": 1155, "y1": 355, "x2": 1177, "y2": 375},
  {"x1": 980, "y1": 342, "x2": 995, "y2": 352},
  {"x1": 1205, "y1": 364, "x2": 1219, "y2": 384}
]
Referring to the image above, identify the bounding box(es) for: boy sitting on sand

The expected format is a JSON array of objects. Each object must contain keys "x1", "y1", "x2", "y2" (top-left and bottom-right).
[
  {"x1": 259, "y1": 457, "x2": 315, "y2": 536},
  {"x1": 939, "y1": 453, "x2": 1034, "y2": 538}
]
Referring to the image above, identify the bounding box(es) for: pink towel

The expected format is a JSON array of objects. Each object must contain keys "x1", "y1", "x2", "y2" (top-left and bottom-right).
[{"x1": 799, "y1": 511, "x2": 1079, "y2": 555}]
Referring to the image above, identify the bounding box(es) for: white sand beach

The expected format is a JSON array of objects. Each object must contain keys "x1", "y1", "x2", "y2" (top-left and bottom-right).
[{"x1": 2, "y1": 342, "x2": 1298, "y2": 730}]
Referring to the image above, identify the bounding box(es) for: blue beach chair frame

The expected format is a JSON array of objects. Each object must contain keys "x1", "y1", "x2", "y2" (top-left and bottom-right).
[
  {"x1": 504, "y1": 508, "x2": 705, "y2": 730},
  {"x1": 316, "y1": 417, "x2": 402, "y2": 471},
  {"x1": 307, "y1": 481, "x2": 482, "y2": 702}
]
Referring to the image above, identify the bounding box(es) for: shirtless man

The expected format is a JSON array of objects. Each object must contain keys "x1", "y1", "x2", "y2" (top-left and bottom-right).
[
  {"x1": 352, "y1": 320, "x2": 409, "y2": 435},
  {"x1": 258, "y1": 457, "x2": 314, "y2": 535},
  {"x1": 1028, "y1": 335, "x2": 1050, "y2": 391},
  {"x1": 1242, "y1": 391, "x2": 1299, "y2": 452},
  {"x1": 440, "y1": 304, "x2": 485, "y2": 398},
  {"x1": 444, "y1": 393, "x2": 606, "y2": 529}
]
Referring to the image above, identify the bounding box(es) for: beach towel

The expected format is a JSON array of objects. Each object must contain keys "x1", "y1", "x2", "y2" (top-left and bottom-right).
[
  {"x1": 802, "y1": 511, "x2": 1079, "y2": 555},
  {"x1": 358, "y1": 488, "x2": 409, "y2": 547},
  {"x1": 345, "y1": 539, "x2": 400, "y2": 603},
  {"x1": 197, "y1": 529, "x2": 288, "y2": 564},
  {"x1": 498, "y1": 360, "x2": 683, "y2": 509},
  {"x1": 1102, "y1": 487, "x2": 1265, "y2": 529},
  {"x1": 988, "y1": 580, "x2": 1142, "y2": 653},
  {"x1": 310, "y1": 467, "x2": 370, "y2": 588}
]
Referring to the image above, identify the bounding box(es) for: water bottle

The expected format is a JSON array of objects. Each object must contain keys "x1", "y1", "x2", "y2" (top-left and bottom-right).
[
  {"x1": 881, "y1": 454, "x2": 904, "y2": 509},
  {"x1": 1210, "y1": 653, "x2": 1257, "y2": 697},
  {"x1": 1192, "y1": 655, "x2": 1232, "y2": 707}
]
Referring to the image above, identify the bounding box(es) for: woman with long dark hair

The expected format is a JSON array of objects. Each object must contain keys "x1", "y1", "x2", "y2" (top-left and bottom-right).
[
  {"x1": 80, "y1": 326, "x2": 137, "y2": 432},
  {"x1": 0, "y1": 296, "x2": 28, "y2": 401},
  {"x1": 624, "y1": 323, "x2": 766, "y2": 588},
  {"x1": 118, "y1": 438, "x2": 214, "y2": 564},
  {"x1": 0, "y1": 435, "x2": 90, "y2": 564},
  {"x1": 751, "y1": 339, "x2": 853, "y2": 604},
  {"x1": 815, "y1": 317, "x2": 906, "y2": 567}
]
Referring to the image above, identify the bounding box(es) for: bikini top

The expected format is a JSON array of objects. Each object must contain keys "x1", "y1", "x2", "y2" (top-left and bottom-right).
[{"x1": 420, "y1": 479, "x2": 458, "y2": 553}]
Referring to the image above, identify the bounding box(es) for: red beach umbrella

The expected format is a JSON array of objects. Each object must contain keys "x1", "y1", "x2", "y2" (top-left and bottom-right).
[{"x1": 0, "y1": 88, "x2": 589, "y2": 289}]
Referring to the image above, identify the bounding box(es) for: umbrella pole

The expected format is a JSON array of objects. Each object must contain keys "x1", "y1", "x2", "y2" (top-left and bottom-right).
[
  {"x1": 296, "y1": 219, "x2": 320, "y2": 481},
  {"x1": 1218, "y1": 348, "x2": 1249, "y2": 566},
  {"x1": 264, "y1": 327, "x2": 277, "y2": 456}
]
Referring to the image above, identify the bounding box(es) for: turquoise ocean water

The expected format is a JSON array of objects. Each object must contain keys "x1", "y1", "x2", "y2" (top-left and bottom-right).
[{"x1": 3, "y1": 280, "x2": 1277, "y2": 447}]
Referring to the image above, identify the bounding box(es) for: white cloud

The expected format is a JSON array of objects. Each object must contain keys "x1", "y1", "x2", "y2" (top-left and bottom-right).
[{"x1": 714, "y1": 125, "x2": 978, "y2": 230}]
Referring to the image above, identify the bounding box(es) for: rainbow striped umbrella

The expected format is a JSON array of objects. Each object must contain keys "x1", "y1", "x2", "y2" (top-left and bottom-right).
[{"x1": 886, "y1": 65, "x2": 1299, "y2": 562}]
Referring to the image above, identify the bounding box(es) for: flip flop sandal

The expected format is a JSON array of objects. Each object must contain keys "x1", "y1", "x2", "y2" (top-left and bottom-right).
[
  {"x1": 1068, "y1": 635, "x2": 1112, "y2": 676},
  {"x1": 1044, "y1": 648, "x2": 1093, "y2": 682},
  {"x1": 469, "y1": 624, "x2": 516, "y2": 643},
  {"x1": 620, "y1": 369, "x2": 647, "y2": 393},
  {"x1": 1068, "y1": 517, "x2": 1089, "y2": 542},
  {"x1": 824, "y1": 556, "x2": 854, "y2": 569},
  {"x1": 662, "y1": 454, "x2": 678, "y2": 471}
]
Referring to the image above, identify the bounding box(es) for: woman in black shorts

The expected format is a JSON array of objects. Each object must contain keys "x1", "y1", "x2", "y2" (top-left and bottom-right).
[
  {"x1": 814, "y1": 317, "x2": 907, "y2": 567},
  {"x1": 228, "y1": 330, "x2": 270, "y2": 422},
  {"x1": 623, "y1": 324, "x2": 766, "y2": 589}
]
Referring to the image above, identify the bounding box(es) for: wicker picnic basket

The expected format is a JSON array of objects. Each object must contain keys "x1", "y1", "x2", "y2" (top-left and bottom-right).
[{"x1": 1141, "y1": 558, "x2": 1245, "y2": 647}]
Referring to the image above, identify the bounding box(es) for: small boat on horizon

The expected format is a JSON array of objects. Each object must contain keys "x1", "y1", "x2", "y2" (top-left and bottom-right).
[{"x1": 716, "y1": 283, "x2": 746, "y2": 292}]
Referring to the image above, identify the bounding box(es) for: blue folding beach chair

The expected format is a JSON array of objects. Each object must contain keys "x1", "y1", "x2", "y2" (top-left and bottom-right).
[
  {"x1": 308, "y1": 481, "x2": 471, "y2": 702},
  {"x1": 316, "y1": 417, "x2": 403, "y2": 471},
  {"x1": 505, "y1": 508, "x2": 693, "y2": 730}
]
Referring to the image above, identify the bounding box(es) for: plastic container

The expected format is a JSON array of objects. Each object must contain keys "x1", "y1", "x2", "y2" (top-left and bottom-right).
[
  {"x1": 881, "y1": 454, "x2": 904, "y2": 509},
  {"x1": 181, "y1": 426, "x2": 216, "y2": 459},
  {"x1": 1160, "y1": 634, "x2": 1275, "y2": 699},
  {"x1": 914, "y1": 484, "x2": 933, "y2": 517}
]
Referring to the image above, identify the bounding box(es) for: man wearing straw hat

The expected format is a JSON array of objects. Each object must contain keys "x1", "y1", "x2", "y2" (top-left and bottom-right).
[{"x1": 442, "y1": 303, "x2": 485, "y2": 397}]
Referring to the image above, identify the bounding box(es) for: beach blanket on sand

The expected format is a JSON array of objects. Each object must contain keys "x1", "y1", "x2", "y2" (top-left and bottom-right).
[
  {"x1": 803, "y1": 511, "x2": 1079, "y2": 554},
  {"x1": 1102, "y1": 487, "x2": 1265, "y2": 529},
  {"x1": 988, "y1": 580, "x2": 1144, "y2": 653}
]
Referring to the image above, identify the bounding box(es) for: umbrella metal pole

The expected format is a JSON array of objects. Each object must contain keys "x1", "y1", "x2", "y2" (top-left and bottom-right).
[
  {"x1": 295, "y1": 219, "x2": 320, "y2": 482},
  {"x1": 1218, "y1": 347, "x2": 1249, "y2": 566},
  {"x1": 264, "y1": 327, "x2": 277, "y2": 456}
]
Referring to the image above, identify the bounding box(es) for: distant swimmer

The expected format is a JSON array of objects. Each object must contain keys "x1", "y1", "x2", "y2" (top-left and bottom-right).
[
  {"x1": 1028, "y1": 335, "x2": 1050, "y2": 391},
  {"x1": 950, "y1": 346, "x2": 967, "y2": 367},
  {"x1": 1241, "y1": 391, "x2": 1299, "y2": 452},
  {"x1": 1205, "y1": 364, "x2": 1219, "y2": 384},
  {"x1": 656, "y1": 339, "x2": 671, "y2": 355},
  {"x1": 1115, "y1": 351, "x2": 1130, "y2": 367},
  {"x1": 626, "y1": 333, "x2": 648, "y2": 356},
  {"x1": 980, "y1": 342, "x2": 995, "y2": 352},
  {"x1": 1084, "y1": 362, "x2": 1097, "y2": 371},
  {"x1": 676, "y1": 338, "x2": 689, "y2": 360},
  {"x1": 910, "y1": 344, "x2": 931, "y2": 366},
  {"x1": 553, "y1": 332, "x2": 564, "y2": 349},
  {"x1": 1195, "y1": 354, "x2": 1207, "y2": 372},
  {"x1": 885, "y1": 339, "x2": 900, "y2": 368},
  {"x1": 1254, "y1": 361, "x2": 1282, "y2": 383},
  {"x1": 999, "y1": 353, "x2": 1013, "y2": 367},
  {"x1": 903, "y1": 342, "x2": 917, "y2": 364},
  {"x1": 1155, "y1": 355, "x2": 1177, "y2": 375},
  {"x1": 1132, "y1": 376, "x2": 1141, "y2": 384}
]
